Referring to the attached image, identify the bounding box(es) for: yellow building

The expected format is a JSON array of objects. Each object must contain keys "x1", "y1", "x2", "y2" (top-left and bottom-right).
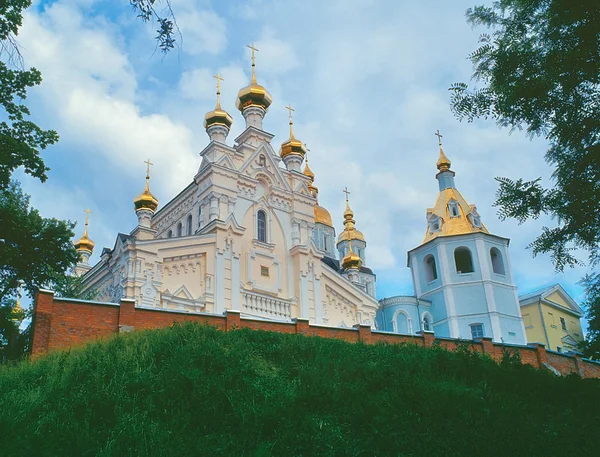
[{"x1": 519, "y1": 284, "x2": 585, "y2": 353}]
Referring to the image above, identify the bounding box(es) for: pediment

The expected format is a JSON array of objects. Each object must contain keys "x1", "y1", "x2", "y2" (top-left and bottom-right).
[
  {"x1": 541, "y1": 284, "x2": 584, "y2": 315},
  {"x1": 215, "y1": 153, "x2": 237, "y2": 171},
  {"x1": 239, "y1": 144, "x2": 291, "y2": 192},
  {"x1": 294, "y1": 181, "x2": 312, "y2": 197},
  {"x1": 173, "y1": 285, "x2": 194, "y2": 300}
]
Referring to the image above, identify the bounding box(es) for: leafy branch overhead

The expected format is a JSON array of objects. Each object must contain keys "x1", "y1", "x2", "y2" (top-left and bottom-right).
[
  {"x1": 130, "y1": 0, "x2": 179, "y2": 54},
  {"x1": 450, "y1": 1, "x2": 600, "y2": 358}
]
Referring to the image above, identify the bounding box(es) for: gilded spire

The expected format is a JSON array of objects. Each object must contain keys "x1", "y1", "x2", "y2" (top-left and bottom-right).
[
  {"x1": 435, "y1": 129, "x2": 451, "y2": 172},
  {"x1": 280, "y1": 103, "x2": 306, "y2": 158},
  {"x1": 205, "y1": 73, "x2": 233, "y2": 130},
  {"x1": 236, "y1": 43, "x2": 272, "y2": 113},
  {"x1": 337, "y1": 187, "x2": 365, "y2": 244},
  {"x1": 286, "y1": 104, "x2": 295, "y2": 139},
  {"x1": 214, "y1": 72, "x2": 223, "y2": 110},
  {"x1": 74, "y1": 209, "x2": 95, "y2": 253},
  {"x1": 248, "y1": 43, "x2": 258, "y2": 84},
  {"x1": 134, "y1": 159, "x2": 159, "y2": 213}
]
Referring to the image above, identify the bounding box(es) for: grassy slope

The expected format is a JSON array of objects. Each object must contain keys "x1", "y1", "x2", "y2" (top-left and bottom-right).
[{"x1": 1, "y1": 323, "x2": 599, "y2": 456}]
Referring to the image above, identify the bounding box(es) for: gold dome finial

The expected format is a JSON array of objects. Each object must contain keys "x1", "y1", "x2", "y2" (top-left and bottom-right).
[
  {"x1": 134, "y1": 159, "x2": 159, "y2": 213},
  {"x1": 74, "y1": 208, "x2": 95, "y2": 253},
  {"x1": 205, "y1": 72, "x2": 233, "y2": 130},
  {"x1": 280, "y1": 103, "x2": 306, "y2": 158},
  {"x1": 236, "y1": 43, "x2": 273, "y2": 112},
  {"x1": 337, "y1": 187, "x2": 365, "y2": 244},
  {"x1": 435, "y1": 129, "x2": 451, "y2": 172}
]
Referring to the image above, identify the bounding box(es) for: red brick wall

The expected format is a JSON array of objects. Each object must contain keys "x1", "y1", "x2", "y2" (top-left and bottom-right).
[{"x1": 31, "y1": 291, "x2": 600, "y2": 379}]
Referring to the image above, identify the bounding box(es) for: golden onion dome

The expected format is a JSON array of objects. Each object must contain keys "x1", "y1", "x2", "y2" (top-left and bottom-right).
[
  {"x1": 74, "y1": 232, "x2": 95, "y2": 253},
  {"x1": 74, "y1": 210, "x2": 95, "y2": 253},
  {"x1": 134, "y1": 160, "x2": 159, "y2": 213},
  {"x1": 303, "y1": 160, "x2": 315, "y2": 181},
  {"x1": 204, "y1": 106, "x2": 233, "y2": 130},
  {"x1": 134, "y1": 182, "x2": 159, "y2": 213},
  {"x1": 315, "y1": 204, "x2": 333, "y2": 227},
  {"x1": 236, "y1": 81, "x2": 273, "y2": 113}
]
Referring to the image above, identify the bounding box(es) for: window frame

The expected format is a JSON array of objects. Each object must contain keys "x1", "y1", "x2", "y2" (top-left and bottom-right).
[
  {"x1": 177, "y1": 222, "x2": 182, "y2": 237},
  {"x1": 257, "y1": 209, "x2": 267, "y2": 243},
  {"x1": 490, "y1": 247, "x2": 505, "y2": 275},
  {"x1": 560, "y1": 317, "x2": 567, "y2": 331},
  {"x1": 470, "y1": 323, "x2": 484, "y2": 340},
  {"x1": 423, "y1": 254, "x2": 438, "y2": 282},
  {"x1": 186, "y1": 214, "x2": 193, "y2": 236}
]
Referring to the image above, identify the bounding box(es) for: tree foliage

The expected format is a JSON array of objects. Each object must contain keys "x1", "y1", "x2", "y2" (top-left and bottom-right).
[
  {"x1": 450, "y1": 1, "x2": 600, "y2": 357},
  {"x1": 130, "y1": 0, "x2": 179, "y2": 54},
  {"x1": 0, "y1": 181, "x2": 79, "y2": 302},
  {"x1": 0, "y1": 0, "x2": 59, "y2": 189}
]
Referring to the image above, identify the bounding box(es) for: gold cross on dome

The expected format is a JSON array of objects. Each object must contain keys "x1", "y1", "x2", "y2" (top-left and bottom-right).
[
  {"x1": 214, "y1": 73, "x2": 224, "y2": 92},
  {"x1": 144, "y1": 158, "x2": 153, "y2": 178},
  {"x1": 343, "y1": 187, "x2": 350, "y2": 201},
  {"x1": 434, "y1": 129, "x2": 443, "y2": 147},
  {"x1": 247, "y1": 43, "x2": 259, "y2": 64},
  {"x1": 84, "y1": 208, "x2": 92, "y2": 224},
  {"x1": 286, "y1": 104, "x2": 295, "y2": 137}
]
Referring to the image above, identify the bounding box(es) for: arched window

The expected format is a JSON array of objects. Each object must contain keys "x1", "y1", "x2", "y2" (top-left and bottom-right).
[
  {"x1": 490, "y1": 247, "x2": 505, "y2": 275},
  {"x1": 448, "y1": 200, "x2": 460, "y2": 218},
  {"x1": 423, "y1": 315, "x2": 431, "y2": 331},
  {"x1": 394, "y1": 312, "x2": 410, "y2": 334},
  {"x1": 257, "y1": 210, "x2": 267, "y2": 242},
  {"x1": 323, "y1": 233, "x2": 328, "y2": 251},
  {"x1": 167, "y1": 230, "x2": 173, "y2": 238},
  {"x1": 197, "y1": 205, "x2": 203, "y2": 228},
  {"x1": 177, "y1": 222, "x2": 182, "y2": 237},
  {"x1": 187, "y1": 215, "x2": 193, "y2": 236},
  {"x1": 454, "y1": 247, "x2": 474, "y2": 274},
  {"x1": 423, "y1": 254, "x2": 438, "y2": 282}
]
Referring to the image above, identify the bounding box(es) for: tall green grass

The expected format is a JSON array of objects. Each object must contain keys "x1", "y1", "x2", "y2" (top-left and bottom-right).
[{"x1": 1, "y1": 323, "x2": 599, "y2": 456}]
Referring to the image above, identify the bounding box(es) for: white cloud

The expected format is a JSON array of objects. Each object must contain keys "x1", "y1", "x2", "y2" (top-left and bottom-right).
[{"x1": 177, "y1": 9, "x2": 227, "y2": 55}]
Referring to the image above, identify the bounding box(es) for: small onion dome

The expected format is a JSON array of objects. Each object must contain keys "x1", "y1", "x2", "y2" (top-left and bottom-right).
[
  {"x1": 337, "y1": 200, "x2": 365, "y2": 242},
  {"x1": 74, "y1": 230, "x2": 95, "y2": 253},
  {"x1": 204, "y1": 106, "x2": 233, "y2": 130},
  {"x1": 280, "y1": 132, "x2": 306, "y2": 158},
  {"x1": 303, "y1": 160, "x2": 319, "y2": 195},
  {"x1": 315, "y1": 205, "x2": 333, "y2": 227},
  {"x1": 436, "y1": 146, "x2": 451, "y2": 172},
  {"x1": 134, "y1": 179, "x2": 159, "y2": 213},
  {"x1": 236, "y1": 80, "x2": 272, "y2": 113}
]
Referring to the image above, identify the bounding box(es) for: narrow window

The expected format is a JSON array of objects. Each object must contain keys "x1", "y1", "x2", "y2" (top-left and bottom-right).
[
  {"x1": 167, "y1": 230, "x2": 173, "y2": 238},
  {"x1": 560, "y1": 317, "x2": 567, "y2": 331},
  {"x1": 261, "y1": 266, "x2": 269, "y2": 277},
  {"x1": 187, "y1": 214, "x2": 193, "y2": 236},
  {"x1": 454, "y1": 247, "x2": 474, "y2": 274},
  {"x1": 257, "y1": 210, "x2": 267, "y2": 242},
  {"x1": 323, "y1": 233, "x2": 328, "y2": 251},
  {"x1": 423, "y1": 254, "x2": 438, "y2": 282},
  {"x1": 449, "y1": 200, "x2": 460, "y2": 217},
  {"x1": 490, "y1": 247, "x2": 505, "y2": 275},
  {"x1": 177, "y1": 222, "x2": 182, "y2": 237},
  {"x1": 258, "y1": 154, "x2": 266, "y2": 166},
  {"x1": 198, "y1": 205, "x2": 203, "y2": 228},
  {"x1": 470, "y1": 323, "x2": 484, "y2": 339}
]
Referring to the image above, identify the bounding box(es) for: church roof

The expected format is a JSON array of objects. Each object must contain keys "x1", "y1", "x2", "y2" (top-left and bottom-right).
[
  {"x1": 519, "y1": 284, "x2": 584, "y2": 316},
  {"x1": 422, "y1": 187, "x2": 489, "y2": 243}
]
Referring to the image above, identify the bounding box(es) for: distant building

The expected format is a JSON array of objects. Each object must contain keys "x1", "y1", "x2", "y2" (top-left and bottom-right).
[{"x1": 519, "y1": 284, "x2": 585, "y2": 352}]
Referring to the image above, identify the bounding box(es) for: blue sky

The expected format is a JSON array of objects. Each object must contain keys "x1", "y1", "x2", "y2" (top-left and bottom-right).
[{"x1": 16, "y1": 0, "x2": 589, "y2": 318}]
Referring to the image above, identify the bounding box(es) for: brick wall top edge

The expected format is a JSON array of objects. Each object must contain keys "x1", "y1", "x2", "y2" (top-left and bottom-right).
[
  {"x1": 547, "y1": 350, "x2": 575, "y2": 358},
  {"x1": 54, "y1": 297, "x2": 120, "y2": 307},
  {"x1": 135, "y1": 306, "x2": 223, "y2": 317},
  {"x1": 492, "y1": 342, "x2": 530, "y2": 349},
  {"x1": 582, "y1": 358, "x2": 600, "y2": 365},
  {"x1": 309, "y1": 324, "x2": 358, "y2": 331},
  {"x1": 372, "y1": 330, "x2": 416, "y2": 337},
  {"x1": 240, "y1": 317, "x2": 294, "y2": 326}
]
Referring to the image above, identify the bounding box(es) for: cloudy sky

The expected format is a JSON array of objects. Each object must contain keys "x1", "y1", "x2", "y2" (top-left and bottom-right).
[{"x1": 16, "y1": 0, "x2": 588, "y2": 312}]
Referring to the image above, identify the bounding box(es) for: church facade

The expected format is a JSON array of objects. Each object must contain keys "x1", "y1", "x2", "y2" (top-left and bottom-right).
[
  {"x1": 376, "y1": 138, "x2": 527, "y2": 345},
  {"x1": 73, "y1": 49, "x2": 379, "y2": 328}
]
